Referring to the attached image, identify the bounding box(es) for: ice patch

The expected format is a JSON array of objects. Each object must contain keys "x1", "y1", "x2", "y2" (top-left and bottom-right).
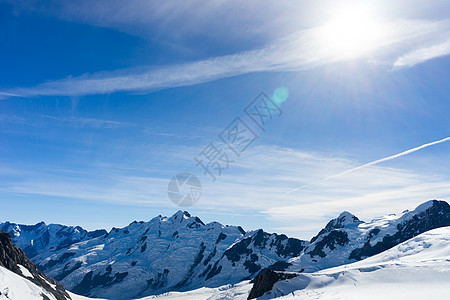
[{"x1": 17, "y1": 264, "x2": 33, "y2": 278}]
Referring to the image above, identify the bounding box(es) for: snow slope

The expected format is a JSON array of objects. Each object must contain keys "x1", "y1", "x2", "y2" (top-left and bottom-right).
[
  {"x1": 120, "y1": 226, "x2": 450, "y2": 300},
  {"x1": 286, "y1": 199, "x2": 450, "y2": 273},
  {"x1": 20, "y1": 211, "x2": 307, "y2": 299},
  {"x1": 0, "y1": 221, "x2": 106, "y2": 259},
  {"x1": 0, "y1": 229, "x2": 71, "y2": 300},
  {"x1": 264, "y1": 226, "x2": 450, "y2": 299},
  {"x1": 0, "y1": 265, "x2": 62, "y2": 300},
  {"x1": 2, "y1": 200, "x2": 448, "y2": 299}
]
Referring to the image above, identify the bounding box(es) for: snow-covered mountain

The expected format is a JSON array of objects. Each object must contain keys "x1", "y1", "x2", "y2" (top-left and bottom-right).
[
  {"x1": 0, "y1": 229, "x2": 71, "y2": 300},
  {"x1": 284, "y1": 199, "x2": 450, "y2": 273},
  {"x1": 1, "y1": 199, "x2": 449, "y2": 299},
  {"x1": 202, "y1": 229, "x2": 308, "y2": 285},
  {"x1": 2, "y1": 211, "x2": 307, "y2": 299},
  {"x1": 138, "y1": 226, "x2": 450, "y2": 300},
  {"x1": 258, "y1": 226, "x2": 450, "y2": 299},
  {"x1": 0, "y1": 221, "x2": 106, "y2": 259}
]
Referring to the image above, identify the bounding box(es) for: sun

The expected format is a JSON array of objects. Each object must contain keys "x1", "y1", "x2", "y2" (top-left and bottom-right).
[{"x1": 315, "y1": 5, "x2": 387, "y2": 59}]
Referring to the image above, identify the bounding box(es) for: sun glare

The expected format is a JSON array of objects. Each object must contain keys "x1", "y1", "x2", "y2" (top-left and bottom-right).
[{"x1": 316, "y1": 5, "x2": 387, "y2": 59}]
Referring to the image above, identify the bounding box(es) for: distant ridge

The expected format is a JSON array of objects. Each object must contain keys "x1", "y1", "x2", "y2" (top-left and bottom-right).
[{"x1": 1, "y1": 199, "x2": 448, "y2": 299}]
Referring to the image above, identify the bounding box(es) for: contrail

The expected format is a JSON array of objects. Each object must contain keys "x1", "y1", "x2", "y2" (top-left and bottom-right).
[{"x1": 287, "y1": 136, "x2": 450, "y2": 194}]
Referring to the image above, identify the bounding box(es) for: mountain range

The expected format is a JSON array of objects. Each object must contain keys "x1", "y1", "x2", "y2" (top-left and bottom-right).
[{"x1": 0, "y1": 199, "x2": 449, "y2": 299}]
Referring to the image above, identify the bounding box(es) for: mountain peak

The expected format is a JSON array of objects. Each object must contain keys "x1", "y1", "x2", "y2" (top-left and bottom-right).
[
  {"x1": 171, "y1": 210, "x2": 190, "y2": 219},
  {"x1": 413, "y1": 199, "x2": 447, "y2": 213},
  {"x1": 399, "y1": 199, "x2": 450, "y2": 223},
  {"x1": 328, "y1": 211, "x2": 362, "y2": 230},
  {"x1": 168, "y1": 210, "x2": 205, "y2": 228},
  {"x1": 310, "y1": 211, "x2": 361, "y2": 243}
]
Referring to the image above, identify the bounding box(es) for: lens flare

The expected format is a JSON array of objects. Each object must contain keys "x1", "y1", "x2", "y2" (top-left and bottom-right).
[{"x1": 272, "y1": 87, "x2": 289, "y2": 105}]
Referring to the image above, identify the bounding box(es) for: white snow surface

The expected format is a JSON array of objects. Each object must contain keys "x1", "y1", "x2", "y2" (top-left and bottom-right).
[
  {"x1": 287, "y1": 200, "x2": 445, "y2": 272},
  {"x1": 139, "y1": 280, "x2": 252, "y2": 300},
  {"x1": 0, "y1": 265, "x2": 57, "y2": 300},
  {"x1": 0, "y1": 221, "x2": 105, "y2": 259},
  {"x1": 265, "y1": 226, "x2": 450, "y2": 299},
  {"x1": 130, "y1": 226, "x2": 450, "y2": 300},
  {"x1": 32, "y1": 211, "x2": 247, "y2": 299},
  {"x1": 17, "y1": 264, "x2": 33, "y2": 278}
]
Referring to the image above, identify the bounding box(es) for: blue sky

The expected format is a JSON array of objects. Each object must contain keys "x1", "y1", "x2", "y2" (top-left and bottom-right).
[{"x1": 1, "y1": 0, "x2": 449, "y2": 239}]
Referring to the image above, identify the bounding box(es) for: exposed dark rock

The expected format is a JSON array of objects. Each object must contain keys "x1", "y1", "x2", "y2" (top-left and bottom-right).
[
  {"x1": 248, "y1": 269, "x2": 297, "y2": 299},
  {"x1": 72, "y1": 265, "x2": 128, "y2": 295},
  {"x1": 87, "y1": 229, "x2": 108, "y2": 239},
  {"x1": 349, "y1": 200, "x2": 450, "y2": 260},
  {"x1": 148, "y1": 269, "x2": 170, "y2": 290},
  {"x1": 216, "y1": 233, "x2": 227, "y2": 243},
  {"x1": 224, "y1": 237, "x2": 253, "y2": 262},
  {"x1": 205, "y1": 264, "x2": 222, "y2": 280},
  {"x1": 39, "y1": 252, "x2": 76, "y2": 271},
  {"x1": 307, "y1": 231, "x2": 349, "y2": 258},
  {"x1": 270, "y1": 234, "x2": 307, "y2": 258},
  {"x1": 0, "y1": 230, "x2": 70, "y2": 300},
  {"x1": 243, "y1": 254, "x2": 261, "y2": 274},
  {"x1": 54, "y1": 261, "x2": 82, "y2": 281},
  {"x1": 187, "y1": 217, "x2": 205, "y2": 228},
  {"x1": 267, "y1": 261, "x2": 292, "y2": 271},
  {"x1": 175, "y1": 242, "x2": 206, "y2": 287},
  {"x1": 203, "y1": 247, "x2": 216, "y2": 266},
  {"x1": 311, "y1": 212, "x2": 361, "y2": 243},
  {"x1": 237, "y1": 226, "x2": 246, "y2": 235},
  {"x1": 140, "y1": 242, "x2": 147, "y2": 252}
]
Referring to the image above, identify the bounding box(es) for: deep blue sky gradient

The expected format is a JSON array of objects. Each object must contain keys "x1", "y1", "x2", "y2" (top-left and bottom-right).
[{"x1": 1, "y1": 1, "x2": 449, "y2": 238}]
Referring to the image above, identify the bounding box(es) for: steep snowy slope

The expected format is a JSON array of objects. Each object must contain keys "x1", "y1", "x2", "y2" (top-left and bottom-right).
[
  {"x1": 202, "y1": 229, "x2": 308, "y2": 285},
  {"x1": 0, "y1": 265, "x2": 64, "y2": 300},
  {"x1": 3, "y1": 200, "x2": 448, "y2": 299},
  {"x1": 263, "y1": 226, "x2": 450, "y2": 299},
  {"x1": 285, "y1": 199, "x2": 450, "y2": 272},
  {"x1": 28, "y1": 211, "x2": 308, "y2": 299},
  {"x1": 0, "y1": 221, "x2": 106, "y2": 259},
  {"x1": 0, "y1": 230, "x2": 71, "y2": 300},
  {"x1": 141, "y1": 226, "x2": 450, "y2": 300},
  {"x1": 34, "y1": 211, "x2": 242, "y2": 299}
]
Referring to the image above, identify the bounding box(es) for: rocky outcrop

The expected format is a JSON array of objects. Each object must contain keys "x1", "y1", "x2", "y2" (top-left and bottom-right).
[
  {"x1": 349, "y1": 200, "x2": 450, "y2": 260},
  {"x1": 0, "y1": 230, "x2": 71, "y2": 300},
  {"x1": 247, "y1": 269, "x2": 297, "y2": 299},
  {"x1": 203, "y1": 229, "x2": 308, "y2": 282},
  {"x1": 3, "y1": 200, "x2": 449, "y2": 299}
]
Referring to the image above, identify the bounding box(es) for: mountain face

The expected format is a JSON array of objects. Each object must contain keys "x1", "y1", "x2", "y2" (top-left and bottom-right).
[
  {"x1": 1, "y1": 199, "x2": 448, "y2": 299},
  {"x1": 252, "y1": 226, "x2": 450, "y2": 300},
  {"x1": 3, "y1": 211, "x2": 307, "y2": 299},
  {"x1": 0, "y1": 230, "x2": 70, "y2": 300},
  {"x1": 286, "y1": 200, "x2": 450, "y2": 272},
  {"x1": 202, "y1": 229, "x2": 308, "y2": 286},
  {"x1": 0, "y1": 221, "x2": 106, "y2": 259}
]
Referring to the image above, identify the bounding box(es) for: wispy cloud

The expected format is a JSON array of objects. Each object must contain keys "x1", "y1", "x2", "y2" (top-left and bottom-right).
[
  {"x1": 1, "y1": 144, "x2": 449, "y2": 238},
  {"x1": 1, "y1": 18, "x2": 449, "y2": 100},
  {"x1": 0, "y1": 92, "x2": 23, "y2": 98},
  {"x1": 41, "y1": 115, "x2": 130, "y2": 129},
  {"x1": 0, "y1": 114, "x2": 26, "y2": 123},
  {"x1": 191, "y1": 145, "x2": 450, "y2": 237},
  {"x1": 393, "y1": 39, "x2": 450, "y2": 68},
  {"x1": 288, "y1": 136, "x2": 450, "y2": 193}
]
